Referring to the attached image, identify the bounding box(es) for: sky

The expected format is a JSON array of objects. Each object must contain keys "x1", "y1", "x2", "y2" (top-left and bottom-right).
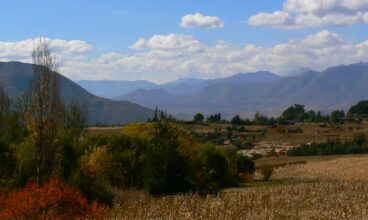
[{"x1": 0, "y1": 0, "x2": 368, "y2": 82}]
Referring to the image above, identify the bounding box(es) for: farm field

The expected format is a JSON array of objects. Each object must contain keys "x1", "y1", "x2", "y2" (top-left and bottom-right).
[
  {"x1": 89, "y1": 122, "x2": 368, "y2": 143},
  {"x1": 183, "y1": 122, "x2": 368, "y2": 145},
  {"x1": 108, "y1": 155, "x2": 368, "y2": 219}
]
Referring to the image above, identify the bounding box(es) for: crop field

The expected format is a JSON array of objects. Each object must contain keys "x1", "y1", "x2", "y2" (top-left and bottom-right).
[
  {"x1": 183, "y1": 122, "x2": 368, "y2": 145},
  {"x1": 109, "y1": 155, "x2": 368, "y2": 219}
]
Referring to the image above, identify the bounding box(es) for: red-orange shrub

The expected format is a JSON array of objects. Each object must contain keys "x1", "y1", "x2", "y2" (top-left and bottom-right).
[{"x1": 0, "y1": 179, "x2": 105, "y2": 219}]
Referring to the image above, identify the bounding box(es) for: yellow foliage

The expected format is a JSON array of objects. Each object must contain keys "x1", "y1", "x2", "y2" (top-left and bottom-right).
[{"x1": 80, "y1": 146, "x2": 113, "y2": 180}]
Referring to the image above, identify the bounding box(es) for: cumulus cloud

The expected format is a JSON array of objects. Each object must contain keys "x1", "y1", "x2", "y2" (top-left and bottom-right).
[
  {"x1": 248, "y1": 0, "x2": 368, "y2": 28},
  {"x1": 1, "y1": 31, "x2": 368, "y2": 82},
  {"x1": 180, "y1": 13, "x2": 224, "y2": 28},
  {"x1": 0, "y1": 37, "x2": 92, "y2": 63}
]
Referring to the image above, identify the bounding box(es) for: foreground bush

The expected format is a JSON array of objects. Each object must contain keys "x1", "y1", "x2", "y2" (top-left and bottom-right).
[{"x1": 0, "y1": 179, "x2": 105, "y2": 219}]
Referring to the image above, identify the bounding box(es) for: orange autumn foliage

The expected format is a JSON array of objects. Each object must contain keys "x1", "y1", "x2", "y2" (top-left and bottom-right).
[{"x1": 0, "y1": 179, "x2": 105, "y2": 219}]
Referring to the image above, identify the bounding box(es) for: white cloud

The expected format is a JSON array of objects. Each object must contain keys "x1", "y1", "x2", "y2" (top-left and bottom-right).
[
  {"x1": 1, "y1": 31, "x2": 368, "y2": 83},
  {"x1": 248, "y1": 0, "x2": 368, "y2": 28},
  {"x1": 248, "y1": 11, "x2": 293, "y2": 27},
  {"x1": 180, "y1": 13, "x2": 224, "y2": 28},
  {"x1": 0, "y1": 37, "x2": 92, "y2": 63},
  {"x1": 132, "y1": 34, "x2": 202, "y2": 50}
]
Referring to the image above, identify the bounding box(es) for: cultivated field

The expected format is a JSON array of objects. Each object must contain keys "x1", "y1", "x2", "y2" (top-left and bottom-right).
[
  {"x1": 109, "y1": 155, "x2": 368, "y2": 219},
  {"x1": 183, "y1": 122, "x2": 368, "y2": 145}
]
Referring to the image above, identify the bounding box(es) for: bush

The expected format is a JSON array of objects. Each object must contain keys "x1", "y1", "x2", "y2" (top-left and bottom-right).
[
  {"x1": 236, "y1": 156, "x2": 255, "y2": 176},
  {"x1": 287, "y1": 138, "x2": 368, "y2": 156},
  {"x1": 77, "y1": 146, "x2": 115, "y2": 205},
  {"x1": 0, "y1": 179, "x2": 105, "y2": 219},
  {"x1": 259, "y1": 166, "x2": 274, "y2": 181},
  {"x1": 0, "y1": 141, "x2": 16, "y2": 187}
]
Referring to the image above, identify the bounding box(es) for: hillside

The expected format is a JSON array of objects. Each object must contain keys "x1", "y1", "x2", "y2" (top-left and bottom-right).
[{"x1": 0, "y1": 62, "x2": 153, "y2": 124}]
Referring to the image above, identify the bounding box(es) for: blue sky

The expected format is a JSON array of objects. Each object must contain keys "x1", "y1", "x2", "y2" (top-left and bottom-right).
[{"x1": 1, "y1": 0, "x2": 368, "y2": 82}]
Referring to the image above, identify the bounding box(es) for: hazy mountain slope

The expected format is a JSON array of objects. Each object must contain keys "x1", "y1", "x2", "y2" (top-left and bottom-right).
[
  {"x1": 77, "y1": 80, "x2": 157, "y2": 99},
  {"x1": 162, "y1": 71, "x2": 281, "y2": 96},
  {"x1": 0, "y1": 62, "x2": 153, "y2": 124},
  {"x1": 117, "y1": 88, "x2": 178, "y2": 106}
]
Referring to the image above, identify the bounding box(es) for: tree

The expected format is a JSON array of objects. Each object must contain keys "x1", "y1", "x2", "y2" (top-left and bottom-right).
[
  {"x1": 143, "y1": 121, "x2": 191, "y2": 195},
  {"x1": 207, "y1": 113, "x2": 222, "y2": 123},
  {"x1": 25, "y1": 39, "x2": 64, "y2": 184},
  {"x1": 282, "y1": 104, "x2": 305, "y2": 122},
  {"x1": 254, "y1": 111, "x2": 269, "y2": 125},
  {"x1": 193, "y1": 113, "x2": 204, "y2": 123},
  {"x1": 331, "y1": 110, "x2": 345, "y2": 123},
  {"x1": 0, "y1": 85, "x2": 11, "y2": 135},
  {"x1": 348, "y1": 100, "x2": 368, "y2": 120},
  {"x1": 231, "y1": 115, "x2": 242, "y2": 125}
]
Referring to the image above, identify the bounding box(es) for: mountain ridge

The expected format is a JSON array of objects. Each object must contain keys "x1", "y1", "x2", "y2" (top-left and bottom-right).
[{"x1": 0, "y1": 62, "x2": 153, "y2": 125}]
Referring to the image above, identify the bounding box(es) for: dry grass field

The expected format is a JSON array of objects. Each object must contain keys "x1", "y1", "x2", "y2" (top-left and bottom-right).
[
  {"x1": 108, "y1": 155, "x2": 368, "y2": 219},
  {"x1": 273, "y1": 155, "x2": 368, "y2": 181}
]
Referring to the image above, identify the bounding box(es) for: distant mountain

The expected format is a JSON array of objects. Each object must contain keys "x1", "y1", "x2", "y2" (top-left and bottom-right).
[
  {"x1": 117, "y1": 88, "x2": 177, "y2": 106},
  {"x1": 0, "y1": 62, "x2": 153, "y2": 124},
  {"x1": 205, "y1": 71, "x2": 281, "y2": 85},
  {"x1": 287, "y1": 67, "x2": 314, "y2": 76},
  {"x1": 119, "y1": 62, "x2": 368, "y2": 119},
  {"x1": 78, "y1": 71, "x2": 281, "y2": 98},
  {"x1": 77, "y1": 80, "x2": 157, "y2": 99}
]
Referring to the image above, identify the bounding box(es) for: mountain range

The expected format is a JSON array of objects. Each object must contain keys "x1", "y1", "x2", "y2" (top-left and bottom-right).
[
  {"x1": 0, "y1": 62, "x2": 153, "y2": 124},
  {"x1": 109, "y1": 62, "x2": 368, "y2": 119},
  {"x1": 77, "y1": 71, "x2": 281, "y2": 98},
  {"x1": 3, "y1": 61, "x2": 368, "y2": 122}
]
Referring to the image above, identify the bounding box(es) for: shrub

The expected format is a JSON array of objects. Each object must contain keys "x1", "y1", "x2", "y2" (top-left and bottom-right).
[
  {"x1": 259, "y1": 166, "x2": 274, "y2": 181},
  {"x1": 287, "y1": 139, "x2": 368, "y2": 156},
  {"x1": 0, "y1": 179, "x2": 105, "y2": 219},
  {"x1": 78, "y1": 146, "x2": 115, "y2": 204}
]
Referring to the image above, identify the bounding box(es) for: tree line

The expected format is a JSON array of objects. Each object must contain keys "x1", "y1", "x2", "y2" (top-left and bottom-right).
[{"x1": 190, "y1": 102, "x2": 368, "y2": 126}]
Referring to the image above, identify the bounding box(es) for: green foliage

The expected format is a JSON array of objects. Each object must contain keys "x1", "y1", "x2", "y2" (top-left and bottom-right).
[
  {"x1": 206, "y1": 113, "x2": 222, "y2": 123},
  {"x1": 287, "y1": 136, "x2": 368, "y2": 156},
  {"x1": 348, "y1": 100, "x2": 368, "y2": 121},
  {"x1": 232, "y1": 136, "x2": 254, "y2": 149},
  {"x1": 331, "y1": 110, "x2": 345, "y2": 123},
  {"x1": 236, "y1": 156, "x2": 255, "y2": 176},
  {"x1": 254, "y1": 111, "x2": 275, "y2": 126},
  {"x1": 142, "y1": 121, "x2": 192, "y2": 195},
  {"x1": 193, "y1": 113, "x2": 205, "y2": 123},
  {"x1": 189, "y1": 129, "x2": 224, "y2": 145},
  {"x1": 77, "y1": 146, "x2": 115, "y2": 205},
  {"x1": 282, "y1": 104, "x2": 306, "y2": 122},
  {"x1": 231, "y1": 115, "x2": 242, "y2": 125},
  {"x1": 0, "y1": 141, "x2": 16, "y2": 187}
]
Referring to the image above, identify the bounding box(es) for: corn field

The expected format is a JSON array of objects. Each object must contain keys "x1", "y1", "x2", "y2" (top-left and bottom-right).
[
  {"x1": 109, "y1": 156, "x2": 368, "y2": 219},
  {"x1": 109, "y1": 181, "x2": 368, "y2": 219}
]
